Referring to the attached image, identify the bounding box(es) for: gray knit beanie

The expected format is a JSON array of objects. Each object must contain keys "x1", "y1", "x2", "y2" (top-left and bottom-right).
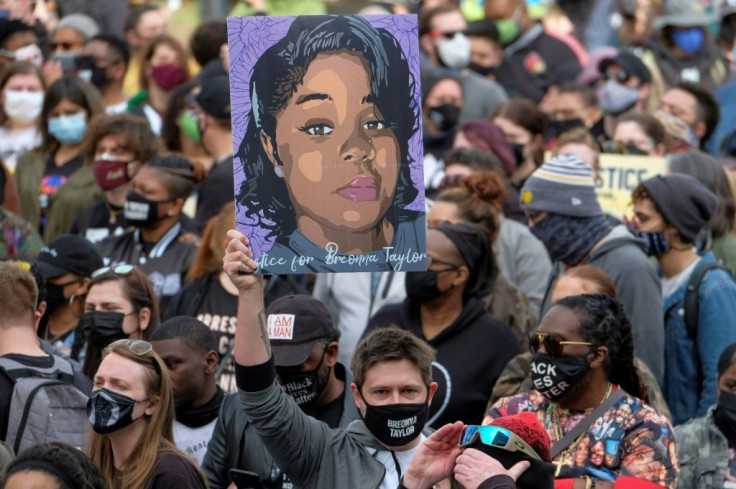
[
  {"x1": 55, "y1": 14, "x2": 100, "y2": 41},
  {"x1": 520, "y1": 153, "x2": 603, "y2": 217},
  {"x1": 640, "y1": 174, "x2": 718, "y2": 243}
]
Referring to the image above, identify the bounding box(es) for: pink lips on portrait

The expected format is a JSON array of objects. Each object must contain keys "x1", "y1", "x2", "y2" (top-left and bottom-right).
[{"x1": 337, "y1": 176, "x2": 378, "y2": 202}]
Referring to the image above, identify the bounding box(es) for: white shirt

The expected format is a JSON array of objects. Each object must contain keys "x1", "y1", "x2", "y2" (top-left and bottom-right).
[
  {"x1": 172, "y1": 418, "x2": 217, "y2": 466},
  {"x1": 0, "y1": 126, "x2": 41, "y2": 173},
  {"x1": 368, "y1": 434, "x2": 426, "y2": 489},
  {"x1": 661, "y1": 257, "x2": 701, "y2": 299}
]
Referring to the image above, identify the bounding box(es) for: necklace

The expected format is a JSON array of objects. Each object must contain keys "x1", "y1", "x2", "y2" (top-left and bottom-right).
[
  {"x1": 104, "y1": 199, "x2": 123, "y2": 225},
  {"x1": 549, "y1": 383, "x2": 613, "y2": 461}
]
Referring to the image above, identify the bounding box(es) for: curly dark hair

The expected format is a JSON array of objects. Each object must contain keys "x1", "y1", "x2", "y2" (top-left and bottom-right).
[
  {"x1": 79, "y1": 112, "x2": 162, "y2": 166},
  {"x1": 237, "y1": 15, "x2": 420, "y2": 240},
  {"x1": 556, "y1": 294, "x2": 648, "y2": 401},
  {"x1": 2, "y1": 442, "x2": 107, "y2": 489}
]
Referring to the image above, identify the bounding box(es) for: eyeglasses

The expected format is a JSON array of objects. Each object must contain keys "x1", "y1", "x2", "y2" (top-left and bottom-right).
[
  {"x1": 459, "y1": 425, "x2": 541, "y2": 461},
  {"x1": 427, "y1": 255, "x2": 462, "y2": 271},
  {"x1": 529, "y1": 332, "x2": 593, "y2": 357},
  {"x1": 604, "y1": 69, "x2": 630, "y2": 83},
  {"x1": 432, "y1": 29, "x2": 463, "y2": 40},
  {"x1": 92, "y1": 265, "x2": 135, "y2": 278},
  {"x1": 109, "y1": 339, "x2": 153, "y2": 356}
]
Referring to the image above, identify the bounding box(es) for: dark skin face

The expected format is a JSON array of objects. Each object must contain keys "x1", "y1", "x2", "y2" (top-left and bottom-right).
[
  {"x1": 275, "y1": 340, "x2": 339, "y2": 407},
  {"x1": 536, "y1": 305, "x2": 610, "y2": 410},
  {"x1": 152, "y1": 337, "x2": 218, "y2": 408},
  {"x1": 719, "y1": 361, "x2": 736, "y2": 396}
]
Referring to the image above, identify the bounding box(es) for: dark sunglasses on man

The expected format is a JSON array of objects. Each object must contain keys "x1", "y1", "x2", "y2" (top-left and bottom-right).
[{"x1": 529, "y1": 332, "x2": 592, "y2": 357}]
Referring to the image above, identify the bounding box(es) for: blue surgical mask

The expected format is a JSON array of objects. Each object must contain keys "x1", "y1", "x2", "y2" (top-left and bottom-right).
[
  {"x1": 48, "y1": 112, "x2": 87, "y2": 144},
  {"x1": 671, "y1": 27, "x2": 705, "y2": 55}
]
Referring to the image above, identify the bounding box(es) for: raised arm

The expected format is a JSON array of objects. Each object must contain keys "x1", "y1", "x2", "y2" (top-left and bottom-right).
[{"x1": 223, "y1": 230, "x2": 270, "y2": 366}]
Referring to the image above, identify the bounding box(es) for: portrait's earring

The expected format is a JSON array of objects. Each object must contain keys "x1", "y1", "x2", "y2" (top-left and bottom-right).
[
  {"x1": 274, "y1": 166, "x2": 283, "y2": 178},
  {"x1": 69, "y1": 294, "x2": 76, "y2": 307}
]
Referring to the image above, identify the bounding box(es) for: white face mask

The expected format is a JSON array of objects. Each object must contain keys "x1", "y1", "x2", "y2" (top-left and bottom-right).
[
  {"x1": 12, "y1": 44, "x2": 43, "y2": 67},
  {"x1": 3, "y1": 89, "x2": 43, "y2": 123},
  {"x1": 436, "y1": 32, "x2": 471, "y2": 70}
]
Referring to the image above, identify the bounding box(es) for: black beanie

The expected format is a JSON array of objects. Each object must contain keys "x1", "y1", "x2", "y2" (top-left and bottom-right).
[
  {"x1": 434, "y1": 221, "x2": 491, "y2": 297},
  {"x1": 640, "y1": 174, "x2": 718, "y2": 243}
]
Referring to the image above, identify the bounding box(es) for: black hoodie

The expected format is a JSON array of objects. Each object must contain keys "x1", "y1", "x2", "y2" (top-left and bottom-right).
[{"x1": 366, "y1": 297, "x2": 520, "y2": 427}]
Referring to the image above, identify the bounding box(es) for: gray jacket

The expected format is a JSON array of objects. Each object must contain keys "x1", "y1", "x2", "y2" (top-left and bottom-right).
[
  {"x1": 541, "y1": 225, "x2": 664, "y2": 384},
  {"x1": 202, "y1": 363, "x2": 359, "y2": 489},
  {"x1": 237, "y1": 371, "x2": 431, "y2": 488}
]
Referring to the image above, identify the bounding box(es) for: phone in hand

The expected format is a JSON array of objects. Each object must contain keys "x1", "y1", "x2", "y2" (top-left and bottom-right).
[{"x1": 229, "y1": 469, "x2": 265, "y2": 489}]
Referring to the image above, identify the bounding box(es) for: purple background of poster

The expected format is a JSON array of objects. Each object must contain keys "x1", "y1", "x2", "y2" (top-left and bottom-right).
[{"x1": 226, "y1": 14, "x2": 424, "y2": 257}]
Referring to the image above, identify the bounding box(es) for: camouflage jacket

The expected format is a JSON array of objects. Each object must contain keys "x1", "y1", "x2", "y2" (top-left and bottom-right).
[
  {"x1": 483, "y1": 274, "x2": 538, "y2": 352},
  {"x1": 675, "y1": 407, "x2": 729, "y2": 489},
  {"x1": 0, "y1": 208, "x2": 43, "y2": 259}
]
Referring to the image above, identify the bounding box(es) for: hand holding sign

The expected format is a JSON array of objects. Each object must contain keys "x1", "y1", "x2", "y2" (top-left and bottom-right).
[{"x1": 223, "y1": 229, "x2": 262, "y2": 291}]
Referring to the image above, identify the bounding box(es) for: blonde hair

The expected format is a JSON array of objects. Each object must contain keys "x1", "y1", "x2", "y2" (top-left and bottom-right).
[
  {"x1": 187, "y1": 202, "x2": 235, "y2": 281},
  {"x1": 0, "y1": 262, "x2": 38, "y2": 326},
  {"x1": 86, "y1": 343, "x2": 183, "y2": 489}
]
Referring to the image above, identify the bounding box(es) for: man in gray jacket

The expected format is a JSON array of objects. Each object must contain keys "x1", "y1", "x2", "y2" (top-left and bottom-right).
[
  {"x1": 520, "y1": 154, "x2": 665, "y2": 385},
  {"x1": 223, "y1": 231, "x2": 439, "y2": 489},
  {"x1": 201, "y1": 295, "x2": 360, "y2": 489}
]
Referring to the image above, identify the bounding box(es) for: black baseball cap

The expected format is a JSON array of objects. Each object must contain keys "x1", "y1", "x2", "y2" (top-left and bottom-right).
[
  {"x1": 598, "y1": 51, "x2": 652, "y2": 84},
  {"x1": 34, "y1": 234, "x2": 104, "y2": 279},
  {"x1": 266, "y1": 295, "x2": 337, "y2": 367},
  {"x1": 195, "y1": 75, "x2": 231, "y2": 120}
]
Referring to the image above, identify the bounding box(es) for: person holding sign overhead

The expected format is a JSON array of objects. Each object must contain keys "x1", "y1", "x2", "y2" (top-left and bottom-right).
[{"x1": 233, "y1": 15, "x2": 426, "y2": 274}]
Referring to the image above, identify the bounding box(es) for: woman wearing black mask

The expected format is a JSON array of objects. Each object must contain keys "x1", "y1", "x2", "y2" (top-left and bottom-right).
[
  {"x1": 676, "y1": 343, "x2": 736, "y2": 488},
  {"x1": 422, "y1": 70, "x2": 465, "y2": 195},
  {"x1": 485, "y1": 294, "x2": 678, "y2": 488},
  {"x1": 492, "y1": 98, "x2": 548, "y2": 188},
  {"x1": 86, "y1": 339, "x2": 207, "y2": 488},
  {"x1": 77, "y1": 265, "x2": 159, "y2": 379},
  {"x1": 96, "y1": 154, "x2": 203, "y2": 311},
  {"x1": 365, "y1": 221, "x2": 520, "y2": 427}
]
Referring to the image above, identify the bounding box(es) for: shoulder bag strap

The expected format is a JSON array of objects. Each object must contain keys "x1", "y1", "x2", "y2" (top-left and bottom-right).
[{"x1": 550, "y1": 388, "x2": 626, "y2": 459}]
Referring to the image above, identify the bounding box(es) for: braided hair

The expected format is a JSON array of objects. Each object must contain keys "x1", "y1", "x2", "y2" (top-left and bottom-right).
[{"x1": 557, "y1": 294, "x2": 648, "y2": 401}]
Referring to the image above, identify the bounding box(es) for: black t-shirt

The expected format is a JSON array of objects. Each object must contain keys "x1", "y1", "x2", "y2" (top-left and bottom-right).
[
  {"x1": 147, "y1": 452, "x2": 207, "y2": 489},
  {"x1": 307, "y1": 384, "x2": 345, "y2": 429},
  {"x1": 0, "y1": 352, "x2": 92, "y2": 439},
  {"x1": 70, "y1": 198, "x2": 127, "y2": 243},
  {"x1": 39, "y1": 155, "x2": 83, "y2": 229},
  {"x1": 197, "y1": 278, "x2": 238, "y2": 391}
]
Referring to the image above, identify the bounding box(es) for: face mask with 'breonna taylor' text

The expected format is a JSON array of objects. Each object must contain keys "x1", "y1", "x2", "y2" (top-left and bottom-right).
[{"x1": 359, "y1": 392, "x2": 429, "y2": 447}]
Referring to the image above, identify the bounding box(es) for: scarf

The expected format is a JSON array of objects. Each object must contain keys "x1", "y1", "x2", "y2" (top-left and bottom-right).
[{"x1": 531, "y1": 214, "x2": 614, "y2": 266}]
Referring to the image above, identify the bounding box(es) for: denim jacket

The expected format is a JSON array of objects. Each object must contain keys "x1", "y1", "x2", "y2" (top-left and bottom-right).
[{"x1": 663, "y1": 252, "x2": 736, "y2": 426}]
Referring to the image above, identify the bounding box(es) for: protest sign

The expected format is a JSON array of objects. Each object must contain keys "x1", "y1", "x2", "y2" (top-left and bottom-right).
[
  {"x1": 227, "y1": 15, "x2": 427, "y2": 274},
  {"x1": 596, "y1": 154, "x2": 668, "y2": 219}
]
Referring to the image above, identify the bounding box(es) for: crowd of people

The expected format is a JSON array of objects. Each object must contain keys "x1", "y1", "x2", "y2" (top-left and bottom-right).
[{"x1": 1, "y1": 0, "x2": 736, "y2": 488}]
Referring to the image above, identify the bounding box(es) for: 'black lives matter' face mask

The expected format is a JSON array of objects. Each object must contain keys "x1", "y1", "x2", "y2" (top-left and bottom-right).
[
  {"x1": 359, "y1": 392, "x2": 429, "y2": 447},
  {"x1": 277, "y1": 349, "x2": 330, "y2": 409},
  {"x1": 531, "y1": 352, "x2": 590, "y2": 402}
]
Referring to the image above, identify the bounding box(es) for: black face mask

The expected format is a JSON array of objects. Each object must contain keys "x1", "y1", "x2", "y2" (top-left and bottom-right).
[
  {"x1": 530, "y1": 352, "x2": 590, "y2": 402},
  {"x1": 405, "y1": 270, "x2": 452, "y2": 303},
  {"x1": 468, "y1": 62, "x2": 496, "y2": 77},
  {"x1": 428, "y1": 104, "x2": 461, "y2": 132},
  {"x1": 277, "y1": 349, "x2": 330, "y2": 409},
  {"x1": 124, "y1": 190, "x2": 170, "y2": 228},
  {"x1": 716, "y1": 390, "x2": 736, "y2": 435},
  {"x1": 549, "y1": 118, "x2": 584, "y2": 138},
  {"x1": 509, "y1": 142, "x2": 525, "y2": 167},
  {"x1": 87, "y1": 387, "x2": 146, "y2": 434},
  {"x1": 44, "y1": 282, "x2": 68, "y2": 317},
  {"x1": 76, "y1": 56, "x2": 109, "y2": 89},
  {"x1": 79, "y1": 311, "x2": 128, "y2": 348},
  {"x1": 360, "y1": 392, "x2": 429, "y2": 447}
]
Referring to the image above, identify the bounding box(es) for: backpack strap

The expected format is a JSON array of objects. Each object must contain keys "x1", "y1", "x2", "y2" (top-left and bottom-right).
[
  {"x1": 684, "y1": 263, "x2": 730, "y2": 342},
  {"x1": 550, "y1": 389, "x2": 626, "y2": 460},
  {"x1": 0, "y1": 354, "x2": 75, "y2": 384},
  {"x1": 13, "y1": 379, "x2": 67, "y2": 454}
]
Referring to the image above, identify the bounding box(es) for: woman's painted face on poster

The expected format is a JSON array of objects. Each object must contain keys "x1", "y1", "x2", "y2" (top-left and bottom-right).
[{"x1": 263, "y1": 51, "x2": 400, "y2": 234}]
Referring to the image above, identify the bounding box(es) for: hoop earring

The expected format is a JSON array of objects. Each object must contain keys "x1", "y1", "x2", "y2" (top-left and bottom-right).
[{"x1": 274, "y1": 167, "x2": 283, "y2": 178}]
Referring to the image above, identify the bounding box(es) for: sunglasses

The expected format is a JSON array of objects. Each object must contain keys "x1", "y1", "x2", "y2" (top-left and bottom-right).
[
  {"x1": 460, "y1": 425, "x2": 541, "y2": 461},
  {"x1": 92, "y1": 265, "x2": 135, "y2": 278},
  {"x1": 109, "y1": 339, "x2": 153, "y2": 356},
  {"x1": 529, "y1": 332, "x2": 593, "y2": 357},
  {"x1": 50, "y1": 42, "x2": 79, "y2": 51},
  {"x1": 432, "y1": 29, "x2": 463, "y2": 40},
  {"x1": 604, "y1": 69, "x2": 630, "y2": 83},
  {"x1": 427, "y1": 255, "x2": 462, "y2": 271}
]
